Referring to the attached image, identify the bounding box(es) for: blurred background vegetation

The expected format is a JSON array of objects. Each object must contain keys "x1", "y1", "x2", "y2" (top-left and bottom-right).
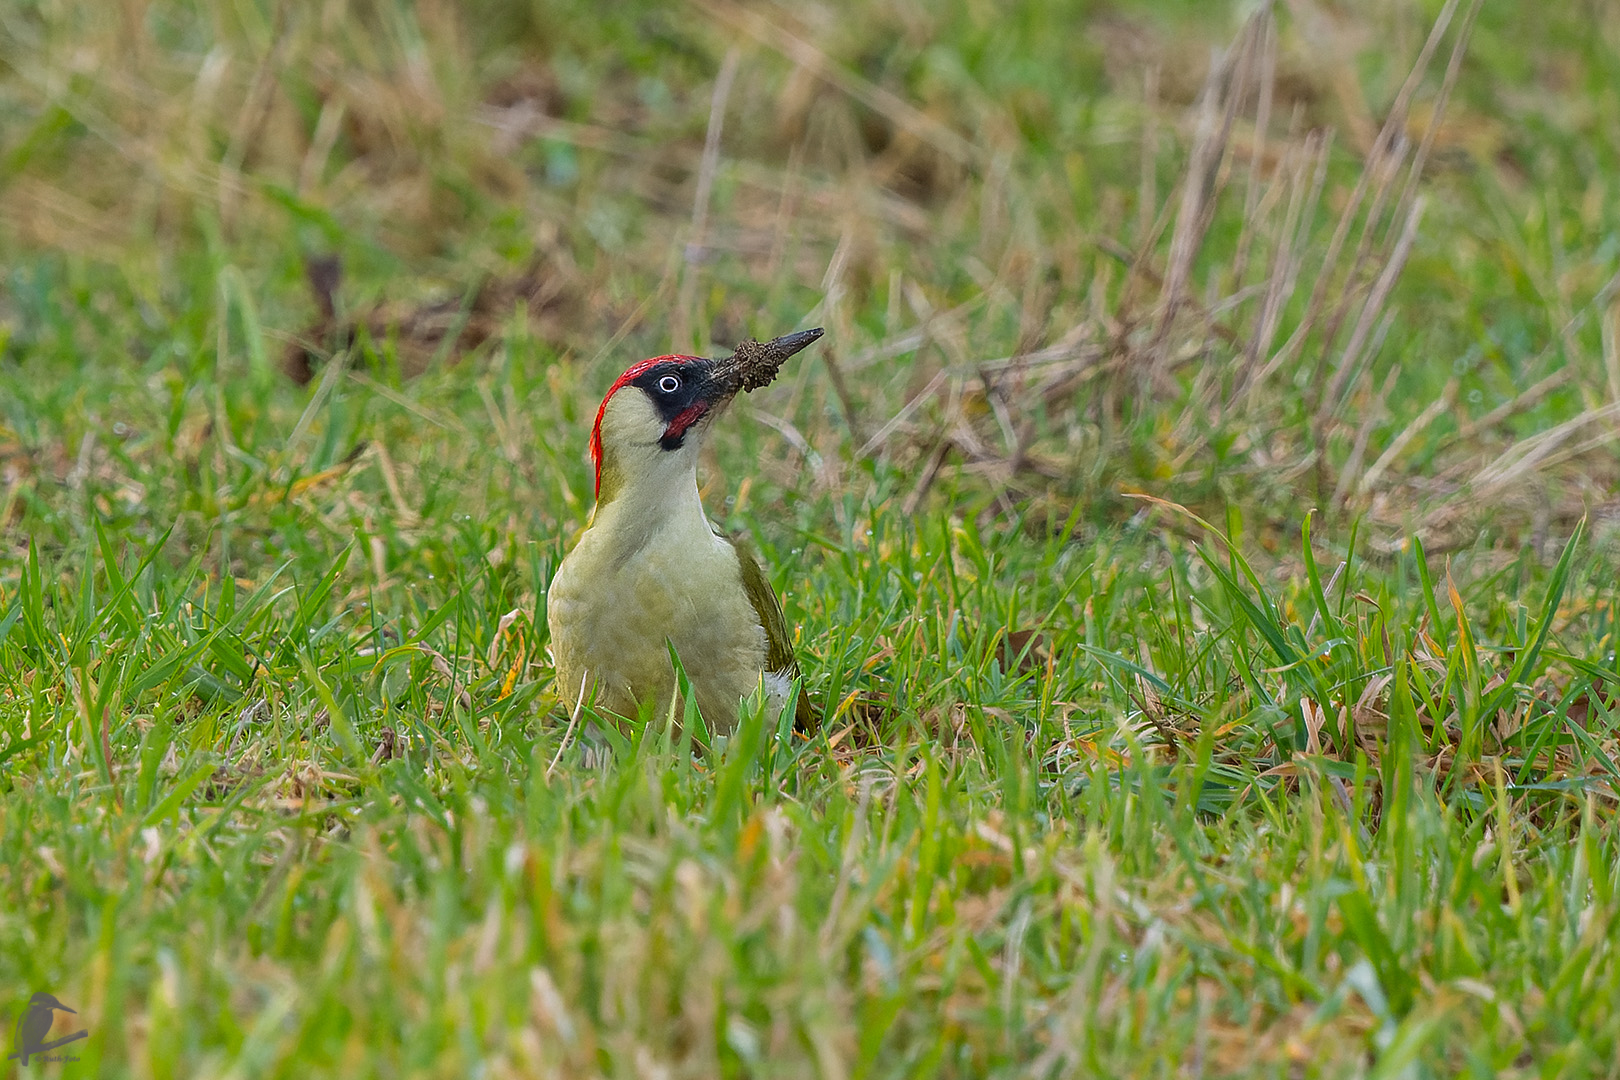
[{"x1": 2, "y1": 0, "x2": 1617, "y2": 568}]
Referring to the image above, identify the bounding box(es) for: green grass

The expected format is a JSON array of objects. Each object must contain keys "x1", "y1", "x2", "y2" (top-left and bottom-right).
[{"x1": 3, "y1": 0, "x2": 1620, "y2": 1075}]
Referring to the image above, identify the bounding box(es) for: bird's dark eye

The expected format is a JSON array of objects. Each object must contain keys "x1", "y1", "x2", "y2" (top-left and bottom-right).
[{"x1": 657, "y1": 375, "x2": 681, "y2": 394}]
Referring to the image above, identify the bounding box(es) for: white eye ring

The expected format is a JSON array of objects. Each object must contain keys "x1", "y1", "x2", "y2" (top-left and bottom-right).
[{"x1": 657, "y1": 375, "x2": 681, "y2": 393}]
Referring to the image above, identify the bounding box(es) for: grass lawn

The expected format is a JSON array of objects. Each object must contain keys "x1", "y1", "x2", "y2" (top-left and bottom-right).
[{"x1": 2, "y1": 0, "x2": 1620, "y2": 1075}]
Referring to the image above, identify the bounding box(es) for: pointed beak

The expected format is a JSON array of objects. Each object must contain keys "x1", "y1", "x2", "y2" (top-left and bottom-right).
[{"x1": 707, "y1": 327, "x2": 824, "y2": 397}]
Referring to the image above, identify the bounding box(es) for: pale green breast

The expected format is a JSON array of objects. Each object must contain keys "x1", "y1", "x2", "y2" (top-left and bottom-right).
[{"x1": 548, "y1": 517, "x2": 770, "y2": 732}]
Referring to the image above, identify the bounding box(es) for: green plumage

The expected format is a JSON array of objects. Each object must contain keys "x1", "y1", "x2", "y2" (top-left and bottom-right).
[{"x1": 728, "y1": 529, "x2": 818, "y2": 729}]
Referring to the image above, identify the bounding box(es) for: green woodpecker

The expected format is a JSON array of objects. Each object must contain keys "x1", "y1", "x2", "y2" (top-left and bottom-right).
[{"x1": 547, "y1": 328, "x2": 823, "y2": 733}]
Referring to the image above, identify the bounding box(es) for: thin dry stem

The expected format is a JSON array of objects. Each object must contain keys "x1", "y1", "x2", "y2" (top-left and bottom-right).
[
  {"x1": 1358, "y1": 376, "x2": 1459, "y2": 497},
  {"x1": 674, "y1": 46, "x2": 743, "y2": 349},
  {"x1": 1320, "y1": 196, "x2": 1427, "y2": 425},
  {"x1": 1332, "y1": 360, "x2": 1402, "y2": 506}
]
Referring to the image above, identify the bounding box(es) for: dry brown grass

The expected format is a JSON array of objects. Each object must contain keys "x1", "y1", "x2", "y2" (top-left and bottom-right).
[{"x1": 2, "y1": 0, "x2": 1618, "y2": 553}]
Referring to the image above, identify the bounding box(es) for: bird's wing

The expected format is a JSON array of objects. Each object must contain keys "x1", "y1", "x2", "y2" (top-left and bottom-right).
[{"x1": 726, "y1": 529, "x2": 819, "y2": 729}]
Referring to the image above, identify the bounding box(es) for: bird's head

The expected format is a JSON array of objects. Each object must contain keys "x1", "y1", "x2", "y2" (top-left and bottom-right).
[{"x1": 589, "y1": 328, "x2": 822, "y2": 504}]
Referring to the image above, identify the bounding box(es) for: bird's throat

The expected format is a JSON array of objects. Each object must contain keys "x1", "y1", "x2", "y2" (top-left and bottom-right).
[{"x1": 588, "y1": 455, "x2": 711, "y2": 568}]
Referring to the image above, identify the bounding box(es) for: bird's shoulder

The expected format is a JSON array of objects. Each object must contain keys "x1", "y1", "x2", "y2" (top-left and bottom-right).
[
  {"x1": 713, "y1": 522, "x2": 819, "y2": 729},
  {"x1": 710, "y1": 522, "x2": 795, "y2": 675}
]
